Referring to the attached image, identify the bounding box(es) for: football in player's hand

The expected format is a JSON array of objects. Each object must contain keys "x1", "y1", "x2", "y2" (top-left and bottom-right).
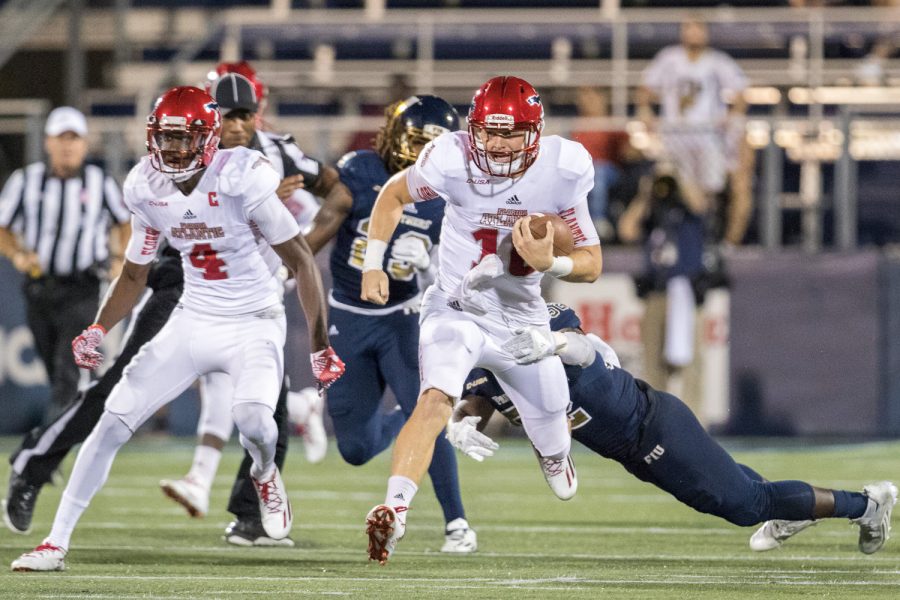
[{"x1": 528, "y1": 213, "x2": 574, "y2": 256}]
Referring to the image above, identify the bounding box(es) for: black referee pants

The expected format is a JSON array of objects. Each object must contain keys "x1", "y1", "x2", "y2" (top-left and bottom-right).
[
  {"x1": 10, "y1": 285, "x2": 182, "y2": 486},
  {"x1": 22, "y1": 274, "x2": 100, "y2": 423}
]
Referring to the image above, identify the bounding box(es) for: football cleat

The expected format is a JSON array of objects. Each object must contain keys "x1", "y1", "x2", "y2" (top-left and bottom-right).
[
  {"x1": 287, "y1": 388, "x2": 328, "y2": 464},
  {"x1": 852, "y1": 481, "x2": 898, "y2": 554},
  {"x1": 749, "y1": 520, "x2": 817, "y2": 552},
  {"x1": 535, "y1": 449, "x2": 577, "y2": 501},
  {"x1": 159, "y1": 476, "x2": 209, "y2": 518},
  {"x1": 252, "y1": 467, "x2": 292, "y2": 540},
  {"x1": 11, "y1": 540, "x2": 66, "y2": 572},
  {"x1": 224, "y1": 519, "x2": 295, "y2": 547},
  {"x1": 3, "y1": 473, "x2": 41, "y2": 535},
  {"x1": 441, "y1": 517, "x2": 477, "y2": 554},
  {"x1": 366, "y1": 504, "x2": 406, "y2": 565}
]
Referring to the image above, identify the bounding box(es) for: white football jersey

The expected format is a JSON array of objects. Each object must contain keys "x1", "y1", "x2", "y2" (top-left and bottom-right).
[
  {"x1": 642, "y1": 46, "x2": 747, "y2": 124},
  {"x1": 123, "y1": 147, "x2": 301, "y2": 316},
  {"x1": 406, "y1": 131, "x2": 599, "y2": 324}
]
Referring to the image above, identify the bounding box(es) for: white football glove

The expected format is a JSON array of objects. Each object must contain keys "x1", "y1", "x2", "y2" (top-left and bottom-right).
[
  {"x1": 502, "y1": 326, "x2": 567, "y2": 364},
  {"x1": 456, "y1": 254, "x2": 504, "y2": 316},
  {"x1": 586, "y1": 333, "x2": 621, "y2": 368},
  {"x1": 391, "y1": 236, "x2": 430, "y2": 270},
  {"x1": 446, "y1": 416, "x2": 499, "y2": 462}
]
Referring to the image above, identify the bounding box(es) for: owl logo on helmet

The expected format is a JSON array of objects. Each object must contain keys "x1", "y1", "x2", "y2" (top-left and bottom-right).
[
  {"x1": 467, "y1": 76, "x2": 544, "y2": 178},
  {"x1": 146, "y1": 86, "x2": 222, "y2": 182},
  {"x1": 375, "y1": 94, "x2": 460, "y2": 174}
]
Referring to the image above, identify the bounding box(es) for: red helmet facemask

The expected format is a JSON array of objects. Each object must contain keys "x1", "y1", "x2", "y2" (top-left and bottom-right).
[
  {"x1": 147, "y1": 86, "x2": 221, "y2": 181},
  {"x1": 467, "y1": 76, "x2": 544, "y2": 178}
]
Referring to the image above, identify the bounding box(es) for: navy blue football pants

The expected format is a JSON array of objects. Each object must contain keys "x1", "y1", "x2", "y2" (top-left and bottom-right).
[{"x1": 623, "y1": 386, "x2": 816, "y2": 526}]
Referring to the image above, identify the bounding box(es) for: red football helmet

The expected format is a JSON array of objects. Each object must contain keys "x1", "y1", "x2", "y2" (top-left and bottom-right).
[
  {"x1": 206, "y1": 61, "x2": 267, "y2": 114},
  {"x1": 146, "y1": 86, "x2": 221, "y2": 179},
  {"x1": 467, "y1": 76, "x2": 544, "y2": 177}
]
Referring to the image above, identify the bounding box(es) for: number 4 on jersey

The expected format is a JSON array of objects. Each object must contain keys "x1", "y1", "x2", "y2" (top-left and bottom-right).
[{"x1": 189, "y1": 243, "x2": 228, "y2": 280}]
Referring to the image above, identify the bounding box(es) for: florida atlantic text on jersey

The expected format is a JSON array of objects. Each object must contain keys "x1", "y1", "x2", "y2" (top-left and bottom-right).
[
  {"x1": 123, "y1": 147, "x2": 301, "y2": 316},
  {"x1": 405, "y1": 131, "x2": 599, "y2": 324}
]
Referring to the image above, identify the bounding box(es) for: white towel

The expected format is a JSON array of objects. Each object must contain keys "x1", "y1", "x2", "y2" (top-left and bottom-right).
[{"x1": 664, "y1": 275, "x2": 696, "y2": 367}]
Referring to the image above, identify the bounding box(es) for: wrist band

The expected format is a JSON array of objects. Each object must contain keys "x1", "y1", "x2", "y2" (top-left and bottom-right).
[
  {"x1": 89, "y1": 323, "x2": 107, "y2": 335},
  {"x1": 545, "y1": 256, "x2": 574, "y2": 278},
  {"x1": 362, "y1": 239, "x2": 388, "y2": 272}
]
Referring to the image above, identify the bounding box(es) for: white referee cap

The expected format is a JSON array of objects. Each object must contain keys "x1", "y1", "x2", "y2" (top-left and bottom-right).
[{"x1": 45, "y1": 106, "x2": 88, "y2": 137}]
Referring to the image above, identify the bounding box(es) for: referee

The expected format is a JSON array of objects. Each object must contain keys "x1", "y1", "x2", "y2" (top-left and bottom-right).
[{"x1": 0, "y1": 106, "x2": 131, "y2": 422}]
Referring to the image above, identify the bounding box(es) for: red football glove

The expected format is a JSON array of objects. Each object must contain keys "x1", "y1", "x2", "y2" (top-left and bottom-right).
[
  {"x1": 310, "y1": 346, "x2": 345, "y2": 391},
  {"x1": 72, "y1": 324, "x2": 106, "y2": 370}
]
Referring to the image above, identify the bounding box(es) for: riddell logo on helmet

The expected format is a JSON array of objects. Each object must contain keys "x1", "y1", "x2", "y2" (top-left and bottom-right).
[{"x1": 485, "y1": 114, "x2": 515, "y2": 127}]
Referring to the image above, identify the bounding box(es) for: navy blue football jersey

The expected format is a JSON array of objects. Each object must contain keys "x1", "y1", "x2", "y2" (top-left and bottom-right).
[
  {"x1": 331, "y1": 149, "x2": 444, "y2": 309},
  {"x1": 462, "y1": 304, "x2": 646, "y2": 461}
]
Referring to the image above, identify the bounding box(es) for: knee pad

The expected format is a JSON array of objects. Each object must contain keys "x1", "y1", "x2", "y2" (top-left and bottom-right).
[
  {"x1": 419, "y1": 318, "x2": 483, "y2": 399},
  {"x1": 231, "y1": 403, "x2": 277, "y2": 447},
  {"x1": 335, "y1": 438, "x2": 374, "y2": 467}
]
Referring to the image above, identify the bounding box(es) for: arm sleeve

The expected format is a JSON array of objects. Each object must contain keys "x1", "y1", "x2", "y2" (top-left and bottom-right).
[
  {"x1": 718, "y1": 53, "x2": 749, "y2": 94},
  {"x1": 559, "y1": 146, "x2": 600, "y2": 248},
  {"x1": 0, "y1": 170, "x2": 25, "y2": 229},
  {"x1": 405, "y1": 139, "x2": 448, "y2": 202},
  {"x1": 642, "y1": 49, "x2": 671, "y2": 91},
  {"x1": 249, "y1": 194, "x2": 302, "y2": 246},
  {"x1": 124, "y1": 212, "x2": 161, "y2": 265},
  {"x1": 281, "y1": 142, "x2": 323, "y2": 189}
]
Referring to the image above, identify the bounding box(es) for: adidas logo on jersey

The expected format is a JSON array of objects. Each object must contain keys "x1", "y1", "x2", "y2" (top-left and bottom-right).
[
  {"x1": 505, "y1": 195, "x2": 522, "y2": 205},
  {"x1": 182, "y1": 209, "x2": 197, "y2": 219},
  {"x1": 328, "y1": 325, "x2": 339, "y2": 336}
]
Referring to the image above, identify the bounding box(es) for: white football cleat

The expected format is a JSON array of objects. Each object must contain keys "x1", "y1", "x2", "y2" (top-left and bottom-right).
[
  {"x1": 252, "y1": 467, "x2": 293, "y2": 541},
  {"x1": 852, "y1": 481, "x2": 898, "y2": 554},
  {"x1": 223, "y1": 519, "x2": 295, "y2": 547},
  {"x1": 749, "y1": 520, "x2": 817, "y2": 552},
  {"x1": 366, "y1": 504, "x2": 406, "y2": 565},
  {"x1": 11, "y1": 540, "x2": 66, "y2": 572},
  {"x1": 536, "y1": 450, "x2": 578, "y2": 501},
  {"x1": 159, "y1": 476, "x2": 209, "y2": 518},
  {"x1": 441, "y1": 517, "x2": 477, "y2": 553},
  {"x1": 288, "y1": 388, "x2": 328, "y2": 464}
]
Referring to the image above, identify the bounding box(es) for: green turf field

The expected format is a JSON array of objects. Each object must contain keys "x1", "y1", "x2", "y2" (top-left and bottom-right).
[{"x1": 1, "y1": 436, "x2": 899, "y2": 599}]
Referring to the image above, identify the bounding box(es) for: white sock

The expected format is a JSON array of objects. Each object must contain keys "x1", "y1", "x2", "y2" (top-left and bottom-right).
[
  {"x1": 187, "y1": 444, "x2": 222, "y2": 492},
  {"x1": 45, "y1": 412, "x2": 133, "y2": 550},
  {"x1": 47, "y1": 492, "x2": 90, "y2": 550},
  {"x1": 385, "y1": 476, "x2": 418, "y2": 524}
]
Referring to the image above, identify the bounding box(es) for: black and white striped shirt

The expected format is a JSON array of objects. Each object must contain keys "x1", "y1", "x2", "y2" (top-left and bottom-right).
[{"x1": 0, "y1": 162, "x2": 129, "y2": 277}]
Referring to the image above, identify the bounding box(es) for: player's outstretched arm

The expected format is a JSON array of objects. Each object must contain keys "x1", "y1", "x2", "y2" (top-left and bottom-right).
[
  {"x1": 273, "y1": 234, "x2": 329, "y2": 352},
  {"x1": 94, "y1": 259, "x2": 152, "y2": 332},
  {"x1": 360, "y1": 169, "x2": 413, "y2": 305},
  {"x1": 303, "y1": 166, "x2": 353, "y2": 255}
]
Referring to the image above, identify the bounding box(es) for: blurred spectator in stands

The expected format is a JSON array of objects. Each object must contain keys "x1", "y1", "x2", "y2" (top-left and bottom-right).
[
  {"x1": 854, "y1": 37, "x2": 895, "y2": 86},
  {"x1": 345, "y1": 73, "x2": 413, "y2": 153},
  {"x1": 618, "y1": 163, "x2": 715, "y2": 425},
  {"x1": 570, "y1": 86, "x2": 635, "y2": 241},
  {"x1": 637, "y1": 16, "x2": 748, "y2": 209}
]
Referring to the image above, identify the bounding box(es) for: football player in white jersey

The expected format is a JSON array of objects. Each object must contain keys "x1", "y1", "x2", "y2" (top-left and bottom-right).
[
  {"x1": 359, "y1": 76, "x2": 602, "y2": 564},
  {"x1": 158, "y1": 72, "x2": 353, "y2": 546},
  {"x1": 11, "y1": 86, "x2": 345, "y2": 572},
  {"x1": 637, "y1": 16, "x2": 748, "y2": 196}
]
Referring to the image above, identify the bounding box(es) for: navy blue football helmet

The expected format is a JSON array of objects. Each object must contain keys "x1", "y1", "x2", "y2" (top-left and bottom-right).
[{"x1": 376, "y1": 94, "x2": 460, "y2": 173}]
